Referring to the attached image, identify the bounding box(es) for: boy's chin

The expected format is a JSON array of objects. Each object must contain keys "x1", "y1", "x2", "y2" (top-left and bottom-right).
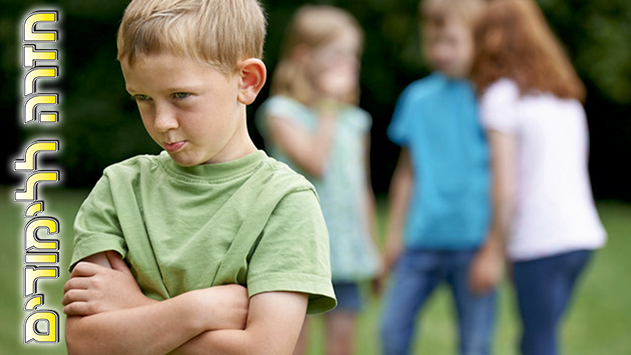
[{"x1": 166, "y1": 152, "x2": 199, "y2": 167}]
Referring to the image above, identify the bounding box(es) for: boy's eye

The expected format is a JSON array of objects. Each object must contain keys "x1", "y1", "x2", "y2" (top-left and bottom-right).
[
  {"x1": 134, "y1": 94, "x2": 151, "y2": 101},
  {"x1": 173, "y1": 93, "x2": 190, "y2": 99}
]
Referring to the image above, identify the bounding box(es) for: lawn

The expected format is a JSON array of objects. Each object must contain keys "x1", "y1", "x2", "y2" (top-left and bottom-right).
[{"x1": 1, "y1": 185, "x2": 630, "y2": 354}]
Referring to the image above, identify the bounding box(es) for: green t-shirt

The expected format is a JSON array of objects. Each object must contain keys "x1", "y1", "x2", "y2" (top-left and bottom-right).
[{"x1": 70, "y1": 150, "x2": 336, "y2": 314}]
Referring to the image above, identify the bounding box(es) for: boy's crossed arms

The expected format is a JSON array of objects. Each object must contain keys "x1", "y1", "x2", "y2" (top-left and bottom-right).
[{"x1": 63, "y1": 251, "x2": 307, "y2": 355}]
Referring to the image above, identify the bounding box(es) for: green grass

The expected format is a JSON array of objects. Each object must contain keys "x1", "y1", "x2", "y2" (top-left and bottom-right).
[{"x1": 1, "y1": 186, "x2": 630, "y2": 354}]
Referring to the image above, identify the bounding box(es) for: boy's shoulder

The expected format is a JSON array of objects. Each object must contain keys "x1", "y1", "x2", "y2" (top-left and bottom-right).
[
  {"x1": 101, "y1": 153, "x2": 161, "y2": 178},
  {"x1": 257, "y1": 155, "x2": 317, "y2": 195}
]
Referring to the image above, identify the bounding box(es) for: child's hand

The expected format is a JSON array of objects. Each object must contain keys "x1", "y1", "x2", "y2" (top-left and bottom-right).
[
  {"x1": 468, "y1": 242, "x2": 504, "y2": 295},
  {"x1": 190, "y1": 284, "x2": 249, "y2": 331},
  {"x1": 383, "y1": 233, "x2": 403, "y2": 276},
  {"x1": 62, "y1": 253, "x2": 150, "y2": 316}
]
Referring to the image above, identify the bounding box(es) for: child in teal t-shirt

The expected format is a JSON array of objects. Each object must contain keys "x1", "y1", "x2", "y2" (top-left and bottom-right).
[
  {"x1": 62, "y1": 1, "x2": 335, "y2": 354},
  {"x1": 380, "y1": 0, "x2": 497, "y2": 354}
]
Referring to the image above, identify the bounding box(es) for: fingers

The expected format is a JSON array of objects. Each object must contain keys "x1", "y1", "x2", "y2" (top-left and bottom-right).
[
  {"x1": 63, "y1": 276, "x2": 91, "y2": 294},
  {"x1": 106, "y1": 251, "x2": 132, "y2": 275},
  {"x1": 63, "y1": 300, "x2": 96, "y2": 316},
  {"x1": 62, "y1": 287, "x2": 99, "y2": 316},
  {"x1": 62, "y1": 287, "x2": 87, "y2": 306},
  {"x1": 70, "y1": 261, "x2": 102, "y2": 278}
]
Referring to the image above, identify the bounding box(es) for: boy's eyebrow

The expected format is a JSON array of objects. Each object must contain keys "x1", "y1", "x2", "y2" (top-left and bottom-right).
[{"x1": 126, "y1": 84, "x2": 202, "y2": 94}]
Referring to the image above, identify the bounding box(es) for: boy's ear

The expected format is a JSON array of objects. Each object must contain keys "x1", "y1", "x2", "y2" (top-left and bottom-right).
[{"x1": 237, "y1": 58, "x2": 267, "y2": 105}]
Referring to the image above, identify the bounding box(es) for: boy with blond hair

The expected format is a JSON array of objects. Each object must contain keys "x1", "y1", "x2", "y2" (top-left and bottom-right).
[
  {"x1": 380, "y1": 0, "x2": 497, "y2": 354},
  {"x1": 62, "y1": 1, "x2": 336, "y2": 354}
]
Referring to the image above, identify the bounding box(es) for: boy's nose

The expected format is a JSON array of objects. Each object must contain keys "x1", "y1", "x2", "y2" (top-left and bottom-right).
[{"x1": 154, "y1": 105, "x2": 179, "y2": 132}]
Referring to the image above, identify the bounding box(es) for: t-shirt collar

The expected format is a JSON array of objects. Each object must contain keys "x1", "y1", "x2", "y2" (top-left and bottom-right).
[{"x1": 159, "y1": 150, "x2": 268, "y2": 183}]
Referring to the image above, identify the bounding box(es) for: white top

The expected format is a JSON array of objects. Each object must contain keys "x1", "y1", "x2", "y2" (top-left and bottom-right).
[{"x1": 480, "y1": 78, "x2": 606, "y2": 261}]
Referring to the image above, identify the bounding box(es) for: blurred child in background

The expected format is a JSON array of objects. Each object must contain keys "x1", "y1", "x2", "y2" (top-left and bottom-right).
[
  {"x1": 470, "y1": 0, "x2": 607, "y2": 354},
  {"x1": 257, "y1": 5, "x2": 381, "y2": 355},
  {"x1": 380, "y1": 0, "x2": 497, "y2": 354}
]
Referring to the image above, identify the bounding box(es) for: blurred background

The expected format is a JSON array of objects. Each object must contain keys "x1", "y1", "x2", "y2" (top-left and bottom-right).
[{"x1": 1, "y1": 0, "x2": 629, "y2": 354}]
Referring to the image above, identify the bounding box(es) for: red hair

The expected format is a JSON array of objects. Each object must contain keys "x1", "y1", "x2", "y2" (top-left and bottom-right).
[{"x1": 470, "y1": 0, "x2": 585, "y2": 101}]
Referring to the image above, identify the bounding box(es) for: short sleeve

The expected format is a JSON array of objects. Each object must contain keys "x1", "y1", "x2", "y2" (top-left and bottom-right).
[
  {"x1": 479, "y1": 78, "x2": 520, "y2": 133},
  {"x1": 70, "y1": 174, "x2": 127, "y2": 270},
  {"x1": 387, "y1": 85, "x2": 417, "y2": 146},
  {"x1": 247, "y1": 189, "x2": 336, "y2": 314},
  {"x1": 344, "y1": 107, "x2": 372, "y2": 134},
  {"x1": 357, "y1": 109, "x2": 373, "y2": 132}
]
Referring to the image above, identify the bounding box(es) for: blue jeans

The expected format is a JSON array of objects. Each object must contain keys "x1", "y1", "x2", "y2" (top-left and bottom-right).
[
  {"x1": 513, "y1": 249, "x2": 592, "y2": 355},
  {"x1": 380, "y1": 249, "x2": 496, "y2": 355}
]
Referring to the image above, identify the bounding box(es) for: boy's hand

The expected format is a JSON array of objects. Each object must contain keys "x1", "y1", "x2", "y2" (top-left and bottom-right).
[
  {"x1": 468, "y1": 242, "x2": 504, "y2": 295},
  {"x1": 62, "y1": 254, "x2": 150, "y2": 316},
  {"x1": 190, "y1": 284, "x2": 249, "y2": 331}
]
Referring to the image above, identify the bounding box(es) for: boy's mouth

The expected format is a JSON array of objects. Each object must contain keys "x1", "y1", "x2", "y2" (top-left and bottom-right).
[{"x1": 164, "y1": 141, "x2": 186, "y2": 152}]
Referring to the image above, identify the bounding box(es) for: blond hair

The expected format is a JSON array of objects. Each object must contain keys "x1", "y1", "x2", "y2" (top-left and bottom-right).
[
  {"x1": 419, "y1": 0, "x2": 486, "y2": 30},
  {"x1": 470, "y1": 0, "x2": 585, "y2": 101},
  {"x1": 117, "y1": 0, "x2": 267, "y2": 74},
  {"x1": 270, "y1": 5, "x2": 363, "y2": 105}
]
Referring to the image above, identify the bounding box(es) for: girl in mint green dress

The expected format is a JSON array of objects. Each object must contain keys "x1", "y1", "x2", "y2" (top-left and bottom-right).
[{"x1": 257, "y1": 5, "x2": 381, "y2": 355}]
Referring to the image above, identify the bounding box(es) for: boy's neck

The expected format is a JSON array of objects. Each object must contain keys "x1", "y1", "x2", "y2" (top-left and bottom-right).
[{"x1": 206, "y1": 138, "x2": 258, "y2": 165}]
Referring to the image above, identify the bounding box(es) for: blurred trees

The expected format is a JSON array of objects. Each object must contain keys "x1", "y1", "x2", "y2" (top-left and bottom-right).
[{"x1": 1, "y1": 0, "x2": 630, "y2": 199}]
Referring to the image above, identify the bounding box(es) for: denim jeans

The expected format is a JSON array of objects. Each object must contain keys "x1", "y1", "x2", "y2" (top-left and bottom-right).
[
  {"x1": 513, "y1": 249, "x2": 592, "y2": 355},
  {"x1": 380, "y1": 248, "x2": 496, "y2": 355}
]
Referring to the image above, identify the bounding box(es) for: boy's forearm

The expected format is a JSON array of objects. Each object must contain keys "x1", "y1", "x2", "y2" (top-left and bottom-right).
[
  {"x1": 66, "y1": 292, "x2": 205, "y2": 355},
  {"x1": 168, "y1": 329, "x2": 253, "y2": 355},
  {"x1": 169, "y1": 292, "x2": 306, "y2": 355}
]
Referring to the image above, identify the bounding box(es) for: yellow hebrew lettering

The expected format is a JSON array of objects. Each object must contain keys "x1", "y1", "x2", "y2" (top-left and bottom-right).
[
  {"x1": 23, "y1": 45, "x2": 57, "y2": 67},
  {"x1": 24, "y1": 310, "x2": 59, "y2": 343},
  {"x1": 14, "y1": 171, "x2": 58, "y2": 201},
  {"x1": 25, "y1": 252, "x2": 58, "y2": 264},
  {"x1": 24, "y1": 94, "x2": 58, "y2": 123},
  {"x1": 24, "y1": 217, "x2": 59, "y2": 251},
  {"x1": 14, "y1": 141, "x2": 58, "y2": 171},
  {"x1": 24, "y1": 67, "x2": 58, "y2": 96},
  {"x1": 24, "y1": 267, "x2": 58, "y2": 297},
  {"x1": 24, "y1": 294, "x2": 44, "y2": 311},
  {"x1": 25, "y1": 201, "x2": 44, "y2": 217},
  {"x1": 24, "y1": 11, "x2": 58, "y2": 42}
]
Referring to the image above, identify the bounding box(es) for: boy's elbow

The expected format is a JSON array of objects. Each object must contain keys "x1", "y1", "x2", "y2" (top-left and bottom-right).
[
  {"x1": 65, "y1": 316, "x2": 96, "y2": 355},
  {"x1": 65, "y1": 333, "x2": 88, "y2": 355}
]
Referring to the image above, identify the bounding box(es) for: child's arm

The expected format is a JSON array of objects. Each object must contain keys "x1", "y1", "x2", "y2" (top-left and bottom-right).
[
  {"x1": 64, "y1": 251, "x2": 249, "y2": 355},
  {"x1": 267, "y1": 108, "x2": 336, "y2": 177},
  {"x1": 362, "y1": 133, "x2": 383, "y2": 293},
  {"x1": 168, "y1": 291, "x2": 308, "y2": 355},
  {"x1": 384, "y1": 148, "x2": 413, "y2": 274},
  {"x1": 363, "y1": 133, "x2": 379, "y2": 247},
  {"x1": 469, "y1": 130, "x2": 516, "y2": 294}
]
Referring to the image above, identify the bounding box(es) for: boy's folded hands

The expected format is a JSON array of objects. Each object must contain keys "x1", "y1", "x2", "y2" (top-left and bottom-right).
[
  {"x1": 62, "y1": 253, "x2": 150, "y2": 316},
  {"x1": 62, "y1": 252, "x2": 250, "y2": 332},
  {"x1": 188, "y1": 284, "x2": 249, "y2": 331}
]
